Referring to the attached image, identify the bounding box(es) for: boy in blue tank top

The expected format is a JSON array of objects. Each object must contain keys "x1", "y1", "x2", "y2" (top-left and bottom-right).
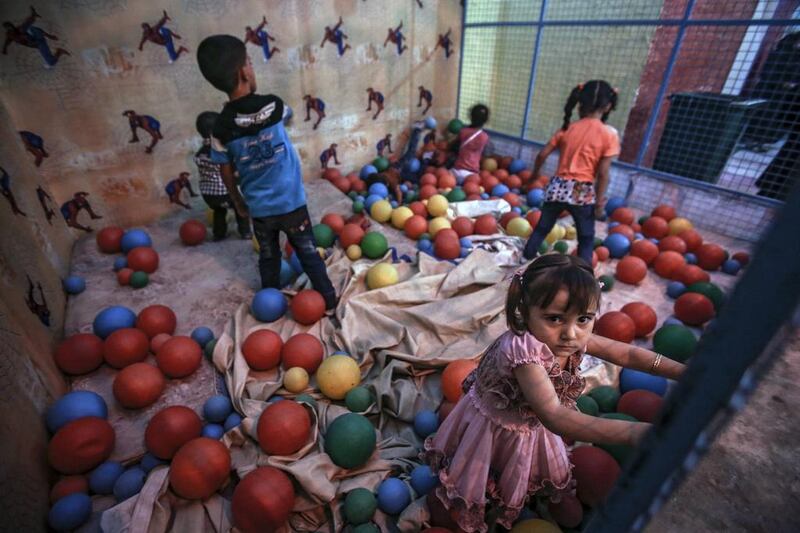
[{"x1": 197, "y1": 35, "x2": 337, "y2": 311}]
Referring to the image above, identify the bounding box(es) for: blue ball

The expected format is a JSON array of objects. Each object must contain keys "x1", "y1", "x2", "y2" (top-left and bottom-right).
[
  {"x1": 279, "y1": 259, "x2": 295, "y2": 287},
  {"x1": 663, "y1": 316, "x2": 684, "y2": 327},
  {"x1": 89, "y1": 461, "x2": 124, "y2": 495},
  {"x1": 607, "y1": 221, "x2": 620, "y2": 230},
  {"x1": 203, "y1": 395, "x2": 233, "y2": 423},
  {"x1": 113, "y1": 257, "x2": 128, "y2": 271},
  {"x1": 424, "y1": 116, "x2": 437, "y2": 129},
  {"x1": 480, "y1": 193, "x2": 489, "y2": 200},
  {"x1": 413, "y1": 410, "x2": 439, "y2": 438},
  {"x1": 289, "y1": 252, "x2": 303, "y2": 275},
  {"x1": 491, "y1": 184, "x2": 509, "y2": 197},
  {"x1": 63, "y1": 276, "x2": 86, "y2": 295},
  {"x1": 360, "y1": 164, "x2": 378, "y2": 179},
  {"x1": 364, "y1": 194, "x2": 384, "y2": 212},
  {"x1": 377, "y1": 477, "x2": 411, "y2": 515},
  {"x1": 722, "y1": 259, "x2": 741, "y2": 275},
  {"x1": 459, "y1": 237, "x2": 472, "y2": 248},
  {"x1": 48, "y1": 493, "x2": 92, "y2": 531},
  {"x1": 508, "y1": 158, "x2": 526, "y2": 174},
  {"x1": 409, "y1": 464, "x2": 439, "y2": 496},
  {"x1": 400, "y1": 184, "x2": 409, "y2": 193},
  {"x1": 140, "y1": 452, "x2": 167, "y2": 473},
  {"x1": 113, "y1": 467, "x2": 146, "y2": 502},
  {"x1": 46, "y1": 390, "x2": 108, "y2": 433},
  {"x1": 649, "y1": 238, "x2": 660, "y2": 245},
  {"x1": 202, "y1": 423, "x2": 225, "y2": 439},
  {"x1": 191, "y1": 326, "x2": 214, "y2": 348},
  {"x1": 368, "y1": 183, "x2": 389, "y2": 198},
  {"x1": 120, "y1": 229, "x2": 152, "y2": 253},
  {"x1": 268, "y1": 395, "x2": 284, "y2": 403},
  {"x1": 224, "y1": 412, "x2": 243, "y2": 432},
  {"x1": 666, "y1": 281, "x2": 686, "y2": 299},
  {"x1": 685, "y1": 252, "x2": 697, "y2": 265},
  {"x1": 512, "y1": 206, "x2": 522, "y2": 214},
  {"x1": 390, "y1": 200, "x2": 398, "y2": 209},
  {"x1": 511, "y1": 188, "x2": 520, "y2": 194},
  {"x1": 619, "y1": 368, "x2": 668, "y2": 396},
  {"x1": 251, "y1": 288, "x2": 288, "y2": 322},
  {"x1": 605, "y1": 197, "x2": 626, "y2": 217},
  {"x1": 460, "y1": 247, "x2": 471, "y2": 258},
  {"x1": 603, "y1": 233, "x2": 631, "y2": 259},
  {"x1": 418, "y1": 239, "x2": 433, "y2": 253},
  {"x1": 405, "y1": 158, "x2": 421, "y2": 173},
  {"x1": 634, "y1": 232, "x2": 644, "y2": 241},
  {"x1": 527, "y1": 188, "x2": 544, "y2": 208},
  {"x1": 93, "y1": 305, "x2": 137, "y2": 339}
]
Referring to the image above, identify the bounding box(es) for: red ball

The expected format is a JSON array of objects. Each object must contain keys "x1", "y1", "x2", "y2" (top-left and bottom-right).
[
  {"x1": 594, "y1": 311, "x2": 636, "y2": 344},
  {"x1": 333, "y1": 176, "x2": 351, "y2": 194},
  {"x1": 481, "y1": 175, "x2": 499, "y2": 192},
  {"x1": 611, "y1": 207, "x2": 635, "y2": 226},
  {"x1": 630, "y1": 239, "x2": 659, "y2": 265},
  {"x1": 257, "y1": 400, "x2": 311, "y2": 455},
  {"x1": 290, "y1": 289, "x2": 326, "y2": 325},
  {"x1": 463, "y1": 181, "x2": 480, "y2": 195},
  {"x1": 678, "y1": 229, "x2": 703, "y2": 252},
  {"x1": 518, "y1": 169, "x2": 533, "y2": 182},
  {"x1": 427, "y1": 492, "x2": 465, "y2": 532},
  {"x1": 54, "y1": 333, "x2": 104, "y2": 375},
  {"x1": 474, "y1": 214, "x2": 497, "y2": 235},
  {"x1": 674, "y1": 292, "x2": 715, "y2": 326},
  {"x1": 632, "y1": 222, "x2": 642, "y2": 233},
  {"x1": 548, "y1": 492, "x2": 584, "y2": 529},
  {"x1": 419, "y1": 184, "x2": 438, "y2": 200},
  {"x1": 674, "y1": 264, "x2": 710, "y2": 286},
  {"x1": 502, "y1": 192, "x2": 521, "y2": 208},
  {"x1": 339, "y1": 223, "x2": 365, "y2": 248},
  {"x1": 696, "y1": 243, "x2": 726, "y2": 271},
  {"x1": 156, "y1": 336, "x2": 202, "y2": 378},
  {"x1": 653, "y1": 251, "x2": 685, "y2": 279},
  {"x1": 151, "y1": 333, "x2": 172, "y2": 354},
  {"x1": 145, "y1": 405, "x2": 203, "y2": 459},
  {"x1": 642, "y1": 216, "x2": 669, "y2": 239},
  {"x1": 732, "y1": 251, "x2": 750, "y2": 266},
  {"x1": 499, "y1": 211, "x2": 520, "y2": 229},
  {"x1": 620, "y1": 302, "x2": 657, "y2": 337},
  {"x1": 404, "y1": 215, "x2": 428, "y2": 240},
  {"x1": 281, "y1": 333, "x2": 324, "y2": 374},
  {"x1": 526, "y1": 209, "x2": 542, "y2": 229},
  {"x1": 495, "y1": 167, "x2": 510, "y2": 179},
  {"x1": 594, "y1": 246, "x2": 610, "y2": 262},
  {"x1": 442, "y1": 360, "x2": 478, "y2": 403},
  {"x1": 113, "y1": 362, "x2": 166, "y2": 409},
  {"x1": 572, "y1": 445, "x2": 621, "y2": 507},
  {"x1": 96, "y1": 226, "x2": 124, "y2": 254},
  {"x1": 232, "y1": 467, "x2": 295, "y2": 533},
  {"x1": 321, "y1": 213, "x2": 345, "y2": 235},
  {"x1": 420, "y1": 173, "x2": 437, "y2": 187},
  {"x1": 609, "y1": 224, "x2": 635, "y2": 242},
  {"x1": 351, "y1": 179, "x2": 366, "y2": 193},
  {"x1": 658, "y1": 235, "x2": 687, "y2": 254},
  {"x1": 127, "y1": 246, "x2": 159, "y2": 273},
  {"x1": 506, "y1": 175, "x2": 522, "y2": 189},
  {"x1": 180, "y1": 220, "x2": 207, "y2": 246},
  {"x1": 438, "y1": 173, "x2": 456, "y2": 189},
  {"x1": 615, "y1": 256, "x2": 647, "y2": 285},
  {"x1": 409, "y1": 201, "x2": 428, "y2": 218},
  {"x1": 136, "y1": 304, "x2": 177, "y2": 339},
  {"x1": 50, "y1": 475, "x2": 89, "y2": 503},
  {"x1": 651, "y1": 205, "x2": 677, "y2": 221},
  {"x1": 346, "y1": 172, "x2": 359, "y2": 184},
  {"x1": 434, "y1": 229, "x2": 461, "y2": 260},
  {"x1": 242, "y1": 329, "x2": 283, "y2": 371},
  {"x1": 617, "y1": 390, "x2": 664, "y2": 423},
  {"x1": 117, "y1": 268, "x2": 133, "y2": 286},
  {"x1": 48, "y1": 417, "x2": 115, "y2": 474},
  {"x1": 438, "y1": 401, "x2": 457, "y2": 424},
  {"x1": 322, "y1": 168, "x2": 341, "y2": 181},
  {"x1": 169, "y1": 437, "x2": 231, "y2": 500},
  {"x1": 451, "y1": 217, "x2": 474, "y2": 238},
  {"x1": 103, "y1": 328, "x2": 149, "y2": 369}
]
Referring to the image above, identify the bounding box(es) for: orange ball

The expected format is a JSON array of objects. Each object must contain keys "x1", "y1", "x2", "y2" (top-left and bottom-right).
[
  {"x1": 617, "y1": 390, "x2": 664, "y2": 423},
  {"x1": 611, "y1": 207, "x2": 635, "y2": 226},
  {"x1": 151, "y1": 333, "x2": 172, "y2": 354},
  {"x1": 641, "y1": 216, "x2": 669, "y2": 239},
  {"x1": 145, "y1": 406, "x2": 202, "y2": 460},
  {"x1": 136, "y1": 304, "x2": 177, "y2": 338},
  {"x1": 434, "y1": 229, "x2": 461, "y2": 260},
  {"x1": 620, "y1": 302, "x2": 657, "y2": 337},
  {"x1": 242, "y1": 329, "x2": 283, "y2": 371},
  {"x1": 117, "y1": 268, "x2": 134, "y2": 286},
  {"x1": 257, "y1": 400, "x2": 311, "y2": 456},
  {"x1": 156, "y1": 336, "x2": 202, "y2": 378},
  {"x1": 615, "y1": 256, "x2": 647, "y2": 285},
  {"x1": 290, "y1": 289, "x2": 326, "y2": 325},
  {"x1": 451, "y1": 217, "x2": 474, "y2": 238},
  {"x1": 674, "y1": 292, "x2": 715, "y2": 326},
  {"x1": 732, "y1": 251, "x2": 750, "y2": 266},
  {"x1": 50, "y1": 475, "x2": 89, "y2": 503},
  {"x1": 179, "y1": 219, "x2": 207, "y2": 246},
  {"x1": 339, "y1": 223, "x2": 365, "y2": 248},
  {"x1": 609, "y1": 224, "x2": 635, "y2": 242},
  {"x1": 438, "y1": 173, "x2": 456, "y2": 189},
  {"x1": 169, "y1": 437, "x2": 231, "y2": 500},
  {"x1": 653, "y1": 251, "x2": 686, "y2": 280},
  {"x1": 322, "y1": 168, "x2": 341, "y2": 181},
  {"x1": 419, "y1": 184, "x2": 438, "y2": 200},
  {"x1": 420, "y1": 173, "x2": 437, "y2": 187},
  {"x1": 677, "y1": 229, "x2": 703, "y2": 252},
  {"x1": 594, "y1": 311, "x2": 636, "y2": 343},
  {"x1": 54, "y1": 333, "x2": 104, "y2": 375},
  {"x1": 630, "y1": 239, "x2": 659, "y2": 265},
  {"x1": 113, "y1": 362, "x2": 166, "y2": 409},
  {"x1": 658, "y1": 235, "x2": 687, "y2": 254},
  {"x1": 696, "y1": 243, "x2": 726, "y2": 271},
  {"x1": 281, "y1": 333, "x2": 324, "y2": 374},
  {"x1": 333, "y1": 176, "x2": 351, "y2": 193},
  {"x1": 103, "y1": 328, "x2": 149, "y2": 369},
  {"x1": 651, "y1": 205, "x2": 677, "y2": 221},
  {"x1": 96, "y1": 226, "x2": 124, "y2": 254},
  {"x1": 442, "y1": 360, "x2": 478, "y2": 403},
  {"x1": 321, "y1": 213, "x2": 345, "y2": 235},
  {"x1": 674, "y1": 264, "x2": 710, "y2": 286},
  {"x1": 594, "y1": 246, "x2": 610, "y2": 262},
  {"x1": 48, "y1": 417, "x2": 115, "y2": 474},
  {"x1": 127, "y1": 246, "x2": 159, "y2": 273},
  {"x1": 404, "y1": 215, "x2": 428, "y2": 240},
  {"x1": 474, "y1": 214, "x2": 497, "y2": 235},
  {"x1": 232, "y1": 467, "x2": 295, "y2": 533}
]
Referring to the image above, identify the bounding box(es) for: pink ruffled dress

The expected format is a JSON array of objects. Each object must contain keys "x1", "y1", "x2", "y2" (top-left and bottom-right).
[{"x1": 423, "y1": 330, "x2": 586, "y2": 532}]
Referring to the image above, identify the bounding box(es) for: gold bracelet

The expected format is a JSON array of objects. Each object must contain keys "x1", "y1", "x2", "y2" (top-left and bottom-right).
[{"x1": 651, "y1": 353, "x2": 663, "y2": 373}]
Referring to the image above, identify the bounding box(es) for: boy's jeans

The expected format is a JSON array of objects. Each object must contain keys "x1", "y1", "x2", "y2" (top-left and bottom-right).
[
  {"x1": 252, "y1": 205, "x2": 337, "y2": 309},
  {"x1": 522, "y1": 202, "x2": 596, "y2": 265},
  {"x1": 203, "y1": 194, "x2": 250, "y2": 239}
]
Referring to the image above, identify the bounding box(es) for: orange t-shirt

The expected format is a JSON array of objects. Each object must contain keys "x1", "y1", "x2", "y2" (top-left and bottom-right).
[{"x1": 547, "y1": 118, "x2": 620, "y2": 183}]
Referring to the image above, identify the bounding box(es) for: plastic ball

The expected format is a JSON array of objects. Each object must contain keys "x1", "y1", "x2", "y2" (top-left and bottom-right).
[
  {"x1": 136, "y1": 304, "x2": 177, "y2": 338},
  {"x1": 588, "y1": 385, "x2": 620, "y2": 412},
  {"x1": 189, "y1": 327, "x2": 213, "y2": 349},
  {"x1": 620, "y1": 302, "x2": 657, "y2": 337},
  {"x1": 340, "y1": 223, "x2": 366, "y2": 248},
  {"x1": 446, "y1": 187, "x2": 466, "y2": 202},
  {"x1": 93, "y1": 305, "x2": 137, "y2": 339},
  {"x1": 290, "y1": 289, "x2": 326, "y2": 325},
  {"x1": 491, "y1": 184, "x2": 509, "y2": 198},
  {"x1": 232, "y1": 466, "x2": 295, "y2": 533},
  {"x1": 577, "y1": 395, "x2": 600, "y2": 416},
  {"x1": 48, "y1": 493, "x2": 92, "y2": 531},
  {"x1": 113, "y1": 257, "x2": 128, "y2": 271},
  {"x1": 731, "y1": 251, "x2": 750, "y2": 266},
  {"x1": 510, "y1": 519, "x2": 562, "y2": 533},
  {"x1": 373, "y1": 157, "x2": 390, "y2": 172},
  {"x1": 367, "y1": 263, "x2": 399, "y2": 290},
  {"x1": 368, "y1": 182, "x2": 389, "y2": 200},
  {"x1": 251, "y1": 288, "x2": 288, "y2": 323},
  {"x1": 140, "y1": 452, "x2": 168, "y2": 473},
  {"x1": 594, "y1": 311, "x2": 636, "y2": 343},
  {"x1": 324, "y1": 413, "x2": 377, "y2": 469},
  {"x1": 129, "y1": 270, "x2": 149, "y2": 289},
  {"x1": 151, "y1": 333, "x2": 171, "y2": 354},
  {"x1": 427, "y1": 195, "x2": 449, "y2": 217},
  {"x1": 54, "y1": 333, "x2": 104, "y2": 376},
  {"x1": 361, "y1": 232, "x2": 389, "y2": 259},
  {"x1": 553, "y1": 240, "x2": 569, "y2": 254},
  {"x1": 257, "y1": 400, "x2": 311, "y2": 456},
  {"x1": 377, "y1": 477, "x2": 411, "y2": 515},
  {"x1": 604, "y1": 197, "x2": 626, "y2": 217},
  {"x1": 413, "y1": 410, "x2": 439, "y2": 438},
  {"x1": 345, "y1": 386, "x2": 373, "y2": 412},
  {"x1": 50, "y1": 475, "x2": 89, "y2": 504},
  {"x1": 410, "y1": 464, "x2": 439, "y2": 497},
  {"x1": 603, "y1": 233, "x2": 631, "y2": 259},
  {"x1": 156, "y1": 336, "x2": 202, "y2": 378},
  {"x1": 203, "y1": 395, "x2": 233, "y2": 424},
  {"x1": 370, "y1": 200, "x2": 393, "y2": 223},
  {"x1": 179, "y1": 219, "x2": 207, "y2": 246},
  {"x1": 674, "y1": 264, "x2": 710, "y2": 286},
  {"x1": 434, "y1": 229, "x2": 461, "y2": 260},
  {"x1": 127, "y1": 246, "x2": 159, "y2": 274},
  {"x1": 678, "y1": 228, "x2": 703, "y2": 252},
  {"x1": 481, "y1": 158, "x2": 498, "y2": 172},
  {"x1": 46, "y1": 390, "x2": 108, "y2": 434},
  {"x1": 653, "y1": 251, "x2": 686, "y2": 279},
  {"x1": 353, "y1": 200, "x2": 365, "y2": 214},
  {"x1": 418, "y1": 238, "x2": 433, "y2": 254},
  {"x1": 242, "y1": 329, "x2": 283, "y2": 371},
  {"x1": 629, "y1": 239, "x2": 658, "y2": 265},
  {"x1": 316, "y1": 355, "x2": 362, "y2": 400},
  {"x1": 658, "y1": 235, "x2": 687, "y2": 254},
  {"x1": 642, "y1": 216, "x2": 669, "y2": 239},
  {"x1": 666, "y1": 281, "x2": 687, "y2": 299},
  {"x1": 615, "y1": 256, "x2": 647, "y2": 285},
  {"x1": 97, "y1": 226, "x2": 124, "y2": 253},
  {"x1": 685, "y1": 281, "x2": 725, "y2": 311},
  {"x1": 360, "y1": 165, "x2": 378, "y2": 180},
  {"x1": 598, "y1": 274, "x2": 614, "y2": 292},
  {"x1": 651, "y1": 205, "x2": 676, "y2": 221},
  {"x1": 506, "y1": 217, "x2": 532, "y2": 238},
  {"x1": 619, "y1": 368, "x2": 668, "y2": 396},
  {"x1": 684, "y1": 252, "x2": 697, "y2": 265},
  {"x1": 145, "y1": 406, "x2": 203, "y2": 460},
  {"x1": 346, "y1": 244, "x2": 363, "y2": 261},
  {"x1": 446, "y1": 118, "x2": 463, "y2": 134},
  {"x1": 281, "y1": 366, "x2": 308, "y2": 393},
  {"x1": 224, "y1": 413, "x2": 243, "y2": 432},
  {"x1": 618, "y1": 389, "x2": 664, "y2": 423},
  {"x1": 449, "y1": 217, "x2": 473, "y2": 238},
  {"x1": 696, "y1": 243, "x2": 726, "y2": 271},
  {"x1": 474, "y1": 214, "x2": 498, "y2": 235},
  {"x1": 390, "y1": 206, "x2": 414, "y2": 230},
  {"x1": 572, "y1": 445, "x2": 621, "y2": 507},
  {"x1": 610, "y1": 207, "x2": 635, "y2": 226},
  {"x1": 721, "y1": 259, "x2": 741, "y2": 275},
  {"x1": 62, "y1": 275, "x2": 86, "y2": 295},
  {"x1": 88, "y1": 461, "x2": 124, "y2": 495},
  {"x1": 595, "y1": 246, "x2": 610, "y2": 261},
  {"x1": 48, "y1": 417, "x2": 115, "y2": 474},
  {"x1": 169, "y1": 437, "x2": 231, "y2": 500},
  {"x1": 548, "y1": 492, "x2": 583, "y2": 529},
  {"x1": 121, "y1": 229, "x2": 152, "y2": 253},
  {"x1": 113, "y1": 362, "x2": 166, "y2": 409},
  {"x1": 668, "y1": 217, "x2": 693, "y2": 235},
  {"x1": 345, "y1": 487, "x2": 377, "y2": 525},
  {"x1": 420, "y1": 184, "x2": 438, "y2": 200},
  {"x1": 113, "y1": 467, "x2": 146, "y2": 501},
  {"x1": 674, "y1": 292, "x2": 715, "y2": 326},
  {"x1": 653, "y1": 324, "x2": 697, "y2": 362},
  {"x1": 526, "y1": 188, "x2": 545, "y2": 208},
  {"x1": 404, "y1": 215, "x2": 428, "y2": 240},
  {"x1": 442, "y1": 359, "x2": 478, "y2": 403},
  {"x1": 102, "y1": 327, "x2": 149, "y2": 369},
  {"x1": 282, "y1": 333, "x2": 324, "y2": 374}
]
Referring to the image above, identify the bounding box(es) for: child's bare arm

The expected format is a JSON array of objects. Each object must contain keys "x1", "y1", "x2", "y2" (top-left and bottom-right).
[
  {"x1": 594, "y1": 156, "x2": 612, "y2": 215},
  {"x1": 220, "y1": 163, "x2": 248, "y2": 217},
  {"x1": 532, "y1": 144, "x2": 556, "y2": 177},
  {"x1": 587, "y1": 334, "x2": 685, "y2": 381}
]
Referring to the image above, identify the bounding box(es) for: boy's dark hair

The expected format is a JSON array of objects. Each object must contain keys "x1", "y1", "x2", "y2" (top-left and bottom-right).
[
  {"x1": 195, "y1": 111, "x2": 219, "y2": 138},
  {"x1": 470, "y1": 104, "x2": 490, "y2": 128},
  {"x1": 506, "y1": 254, "x2": 600, "y2": 335},
  {"x1": 197, "y1": 35, "x2": 247, "y2": 94},
  {"x1": 562, "y1": 80, "x2": 618, "y2": 130}
]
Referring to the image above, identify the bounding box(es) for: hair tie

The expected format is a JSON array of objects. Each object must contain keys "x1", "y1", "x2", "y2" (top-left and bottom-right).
[
  {"x1": 612, "y1": 87, "x2": 619, "y2": 95},
  {"x1": 577, "y1": 83, "x2": 584, "y2": 90}
]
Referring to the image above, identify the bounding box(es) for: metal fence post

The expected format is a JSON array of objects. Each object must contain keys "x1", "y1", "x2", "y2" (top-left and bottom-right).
[
  {"x1": 519, "y1": 0, "x2": 549, "y2": 149},
  {"x1": 455, "y1": 0, "x2": 468, "y2": 121}
]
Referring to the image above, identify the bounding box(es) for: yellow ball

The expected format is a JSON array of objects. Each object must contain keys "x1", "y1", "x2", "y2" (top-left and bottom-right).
[
  {"x1": 511, "y1": 519, "x2": 562, "y2": 533},
  {"x1": 317, "y1": 247, "x2": 327, "y2": 259},
  {"x1": 545, "y1": 224, "x2": 565, "y2": 244},
  {"x1": 370, "y1": 200, "x2": 393, "y2": 223},
  {"x1": 205, "y1": 208, "x2": 215, "y2": 226},
  {"x1": 428, "y1": 217, "x2": 451, "y2": 237},
  {"x1": 506, "y1": 217, "x2": 532, "y2": 238},
  {"x1": 481, "y1": 158, "x2": 498, "y2": 171},
  {"x1": 283, "y1": 366, "x2": 309, "y2": 393},
  {"x1": 346, "y1": 244, "x2": 362, "y2": 261},
  {"x1": 316, "y1": 355, "x2": 361, "y2": 400},
  {"x1": 427, "y1": 194, "x2": 449, "y2": 217},
  {"x1": 668, "y1": 216, "x2": 693, "y2": 235},
  {"x1": 366, "y1": 262, "x2": 399, "y2": 290},
  {"x1": 565, "y1": 225, "x2": 577, "y2": 240},
  {"x1": 391, "y1": 206, "x2": 414, "y2": 230},
  {"x1": 252, "y1": 235, "x2": 260, "y2": 252}
]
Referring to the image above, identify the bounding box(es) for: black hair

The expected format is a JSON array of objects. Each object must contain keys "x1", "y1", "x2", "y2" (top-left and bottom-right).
[
  {"x1": 197, "y1": 35, "x2": 247, "y2": 94},
  {"x1": 506, "y1": 254, "x2": 601, "y2": 335},
  {"x1": 470, "y1": 104, "x2": 489, "y2": 128},
  {"x1": 562, "y1": 80, "x2": 618, "y2": 131},
  {"x1": 195, "y1": 111, "x2": 219, "y2": 138}
]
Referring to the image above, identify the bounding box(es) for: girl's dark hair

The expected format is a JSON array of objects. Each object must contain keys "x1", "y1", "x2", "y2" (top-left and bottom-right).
[
  {"x1": 562, "y1": 80, "x2": 618, "y2": 131},
  {"x1": 470, "y1": 104, "x2": 490, "y2": 128},
  {"x1": 506, "y1": 254, "x2": 601, "y2": 335},
  {"x1": 195, "y1": 111, "x2": 219, "y2": 138}
]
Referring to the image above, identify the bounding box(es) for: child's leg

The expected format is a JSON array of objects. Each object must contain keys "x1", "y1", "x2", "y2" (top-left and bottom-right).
[
  {"x1": 203, "y1": 195, "x2": 229, "y2": 240},
  {"x1": 522, "y1": 202, "x2": 562, "y2": 259},
  {"x1": 396, "y1": 126, "x2": 423, "y2": 170},
  {"x1": 568, "y1": 203, "x2": 596, "y2": 265},
  {"x1": 252, "y1": 215, "x2": 282, "y2": 289}
]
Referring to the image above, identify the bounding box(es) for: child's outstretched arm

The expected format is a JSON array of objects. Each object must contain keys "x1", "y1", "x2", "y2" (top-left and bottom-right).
[
  {"x1": 532, "y1": 144, "x2": 556, "y2": 178},
  {"x1": 594, "y1": 156, "x2": 612, "y2": 218},
  {"x1": 220, "y1": 163, "x2": 249, "y2": 218},
  {"x1": 515, "y1": 363, "x2": 650, "y2": 446},
  {"x1": 587, "y1": 334, "x2": 685, "y2": 381}
]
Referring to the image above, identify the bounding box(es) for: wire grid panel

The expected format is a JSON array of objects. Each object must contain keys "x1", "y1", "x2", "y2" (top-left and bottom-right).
[
  {"x1": 690, "y1": 0, "x2": 787, "y2": 20},
  {"x1": 465, "y1": 0, "x2": 541, "y2": 24},
  {"x1": 458, "y1": 26, "x2": 537, "y2": 137},
  {"x1": 524, "y1": 25, "x2": 657, "y2": 143},
  {"x1": 543, "y1": 0, "x2": 666, "y2": 21}
]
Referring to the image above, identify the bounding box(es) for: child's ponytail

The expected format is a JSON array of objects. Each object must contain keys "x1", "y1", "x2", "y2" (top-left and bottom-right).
[
  {"x1": 563, "y1": 81, "x2": 618, "y2": 130},
  {"x1": 562, "y1": 85, "x2": 582, "y2": 131},
  {"x1": 505, "y1": 272, "x2": 528, "y2": 335}
]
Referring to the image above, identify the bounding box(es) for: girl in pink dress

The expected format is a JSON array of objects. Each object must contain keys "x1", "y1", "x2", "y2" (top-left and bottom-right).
[{"x1": 424, "y1": 254, "x2": 685, "y2": 532}]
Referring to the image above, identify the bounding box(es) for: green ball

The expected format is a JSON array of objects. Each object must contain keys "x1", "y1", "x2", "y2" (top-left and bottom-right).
[
  {"x1": 553, "y1": 240, "x2": 569, "y2": 254},
  {"x1": 353, "y1": 201, "x2": 364, "y2": 214},
  {"x1": 344, "y1": 488, "x2": 377, "y2": 525},
  {"x1": 313, "y1": 223, "x2": 336, "y2": 248},
  {"x1": 361, "y1": 232, "x2": 388, "y2": 259},
  {"x1": 419, "y1": 233, "x2": 431, "y2": 242},
  {"x1": 638, "y1": 215, "x2": 649, "y2": 225},
  {"x1": 405, "y1": 191, "x2": 417, "y2": 203},
  {"x1": 588, "y1": 385, "x2": 619, "y2": 413},
  {"x1": 576, "y1": 395, "x2": 599, "y2": 416},
  {"x1": 446, "y1": 187, "x2": 466, "y2": 202},
  {"x1": 324, "y1": 413, "x2": 377, "y2": 469},
  {"x1": 348, "y1": 191, "x2": 358, "y2": 200},
  {"x1": 204, "y1": 339, "x2": 217, "y2": 359},
  {"x1": 538, "y1": 241, "x2": 549, "y2": 254},
  {"x1": 447, "y1": 118, "x2": 464, "y2": 134},
  {"x1": 598, "y1": 274, "x2": 614, "y2": 292},
  {"x1": 130, "y1": 271, "x2": 149, "y2": 289},
  {"x1": 686, "y1": 282, "x2": 725, "y2": 311},
  {"x1": 353, "y1": 524, "x2": 380, "y2": 533},
  {"x1": 653, "y1": 324, "x2": 697, "y2": 362},
  {"x1": 597, "y1": 413, "x2": 638, "y2": 465},
  {"x1": 593, "y1": 237, "x2": 604, "y2": 249},
  {"x1": 345, "y1": 386, "x2": 373, "y2": 413},
  {"x1": 373, "y1": 157, "x2": 390, "y2": 172},
  {"x1": 295, "y1": 393, "x2": 317, "y2": 408},
  {"x1": 520, "y1": 205, "x2": 529, "y2": 214}
]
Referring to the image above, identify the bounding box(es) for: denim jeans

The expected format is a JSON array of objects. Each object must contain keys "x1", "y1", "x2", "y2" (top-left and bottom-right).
[
  {"x1": 523, "y1": 202, "x2": 596, "y2": 265},
  {"x1": 202, "y1": 194, "x2": 250, "y2": 239},
  {"x1": 395, "y1": 126, "x2": 423, "y2": 183},
  {"x1": 252, "y1": 205, "x2": 336, "y2": 308}
]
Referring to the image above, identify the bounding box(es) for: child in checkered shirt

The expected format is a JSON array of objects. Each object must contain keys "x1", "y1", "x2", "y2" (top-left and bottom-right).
[{"x1": 194, "y1": 111, "x2": 252, "y2": 240}]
